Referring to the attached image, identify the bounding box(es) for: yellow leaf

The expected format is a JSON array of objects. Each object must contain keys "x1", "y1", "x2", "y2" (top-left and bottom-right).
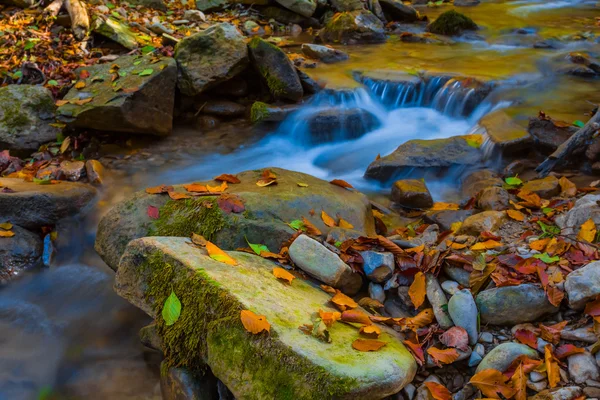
[
  {"x1": 545, "y1": 345, "x2": 561, "y2": 388},
  {"x1": 0, "y1": 222, "x2": 13, "y2": 230},
  {"x1": 530, "y1": 238, "x2": 550, "y2": 251},
  {"x1": 471, "y1": 240, "x2": 502, "y2": 251},
  {"x1": 74, "y1": 80, "x2": 86, "y2": 89},
  {"x1": 577, "y1": 218, "x2": 596, "y2": 243},
  {"x1": 331, "y1": 291, "x2": 358, "y2": 311},
  {"x1": 427, "y1": 347, "x2": 460, "y2": 366},
  {"x1": 405, "y1": 244, "x2": 424, "y2": 253},
  {"x1": 507, "y1": 209, "x2": 526, "y2": 221},
  {"x1": 510, "y1": 363, "x2": 527, "y2": 400},
  {"x1": 0, "y1": 230, "x2": 15, "y2": 238},
  {"x1": 431, "y1": 202, "x2": 459, "y2": 211},
  {"x1": 240, "y1": 310, "x2": 270, "y2": 334},
  {"x1": 338, "y1": 218, "x2": 354, "y2": 229},
  {"x1": 272, "y1": 267, "x2": 295, "y2": 284},
  {"x1": 408, "y1": 272, "x2": 426, "y2": 309},
  {"x1": 450, "y1": 221, "x2": 462, "y2": 233},
  {"x1": 321, "y1": 210, "x2": 336, "y2": 227},
  {"x1": 206, "y1": 241, "x2": 237, "y2": 265}
]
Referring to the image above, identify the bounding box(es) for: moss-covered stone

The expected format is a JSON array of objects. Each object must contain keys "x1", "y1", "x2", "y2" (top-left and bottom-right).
[
  {"x1": 92, "y1": 16, "x2": 149, "y2": 50},
  {"x1": 427, "y1": 10, "x2": 477, "y2": 36},
  {"x1": 116, "y1": 237, "x2": 417, "y2": 399},
  {"x1": 318, "y1": 10, "x2": 386, "y2": 45},
  {"x1": 478, "y1": 109, "x2": 531, "y2": 153},
  {"x1": 250, "y1": 101, "x2": 270, "y2": 123}
]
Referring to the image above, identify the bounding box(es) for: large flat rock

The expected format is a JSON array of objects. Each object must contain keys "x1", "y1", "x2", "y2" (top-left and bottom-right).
[
  {"x1": 0, "y1": 178, "x2": 97, "y2": 229},
  {"x1": 96, "y1": 168, "x2": 376, "y2": 271},
  {"x1": 117, "y1": 236, "x2": 417, "y2": 399}
]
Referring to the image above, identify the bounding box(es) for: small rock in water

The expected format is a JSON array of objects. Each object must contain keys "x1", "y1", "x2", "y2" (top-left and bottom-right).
[
  {"x1": 0, "y1": 225, "x2": 43, "y2": 284},
  {"x1": 360, "y1": 250, "x2": 394, "y2": 283},
  {"x1": 391, "y1": 179, "x2": 434, "y2": 209},
  {"x1": 568, "y1": 352, "x2": 600, "y2": 384},
  {"x1": 425, "y1": 273, "x2": 453, "y2": 329},
  {"x1": 195, "y1": 115, "x2": 220, "y2": 131},
  {"x1": 476, "y1": 342, "x2": 539, "y2": 373},
  {"x1": 448, "y1": 289, "x2": 478, "y2": 345},
  {"x1": 301, "y1": 43, "x2": 349, "y2": 64},
  {"x1": 564, "y1": 261, "x2": 600, "y2": 309},
  {"x1": 368, "y1": 282, "x2": 386, "y2": 303},
  {"x1": 160, "y1": 361, "x2": 218, "y2": 400},
  {"x1": 85, "y1": 160, "x2": 104, "y2": 185},
  {"x1": 60, "y1": 160, "x2": 86, "y2": 181},
  {"x1": 139, "y1": 322, "x2": 163, "y2": 352},
  {"x1": 441, "y1": 280, "x2": 460, "y2": 295}
]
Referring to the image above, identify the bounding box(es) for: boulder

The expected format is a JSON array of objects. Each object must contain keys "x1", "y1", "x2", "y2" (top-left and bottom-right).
[
  {"x1": 160, "y1": 362, "x2": 219, "y2": 400},
  {"x1": 378, "y1": 0, "x2": 419, "y2": 22},
  {"x1": 448, "y1": 289, "x2": 478, "y2": 345},
  {"x1": 0, "y1": 178, "x2": 96, "y2": 230},
  {"x1": 318, "y1": 10, "x2": 386, "y2": 45},
  {"x1": 289, "y1": 234, "x2": 362, "y2": 294},
  {"x1": 175, "y1": 23, "x2": 249, "y2": 96},
  {"x1": 57, "y1": 55, "x2": 176, "y2": 136},
  {"x1": 391, "y1": 179, "x2": 433, "y2": 209},
  {"x1": 307, "y1": 108, "x2": 380, "y2": 143},
  {"x1": 479, "y1": 110, "x2": 531, "y2": 154},
  {"x1": 116, "y1": 236, "x2": 417, "y2": 399},
  {"x1": 301, "y1": 44, "x2": 349, "y2": 64},
  {"x1": 528, "y1": 116, "x2": 577, "y2": 152},
  {"x1": 476, "y1": 343, "x2": 539, "y2": 373},
  {"x1": 556, "y1": 194, "x2": 600, "y2": 236},
  {"x1": 92, "y1": 16, "x2": 148, "y2": 50},
  {"x1": 476, "y1": 284, "x2": 558, "y2": 325},
  {"x1": 248, "y1": 38, "x2": 303, "y2": 102},
  {"x1": 365, "y1": 137, "x2": 482, "y2": 182},
  {"x1": 459, "y1": 211, "x2": 507, "y2": 236},
  {"x1": 329, "y1": 0, "x2": 364, "y2": 11},
  {"x1": 95, "y1": 168, "x2": 376, "y2": 271},
  {"x1": 0, "y1": 85, "x2": 59, "y2": 155},
  {"x1": 564, "y1": 261, "x2": 600, "y2": 309},
  {"x1": 477, "y1": 187, "x2": 509, "y2": 211},
  {"x1": 0, "y1": 225, "x2": 43, "y2": 284},
  {"x1": 521, "y1": 176, "x2": 560, "y2": 198},
  {"x1": 427, "y1": 10, "x2": 478, "y2": 36},
  {"x1": 274, "y1": 0, "x2": 316, "y2": 17}
]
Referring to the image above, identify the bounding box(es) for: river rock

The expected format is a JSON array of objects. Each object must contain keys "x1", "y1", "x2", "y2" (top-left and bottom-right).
[
  {"x1": 160, "y1": 362, "x2": 218, "y2": 400},
  {"x1": 477, "y1": 186, "x2": 509, "y2": 211},
  {"x1": 0, "y1": 85, "x2": 59, "y2": 155},
  {"x1": 560, "y1": 324, "x2": 597, "y2": 343},
  {"x1": 427, "y1": 10, "x2": 478, "y2": 36},
  {"x1": 318, "y1": 10, "x2": 386, "y2": 45},
  {"x1": 521, "y1": 176, "x2": 560, "y2": 198},
  {"x1": 448, "y1": 289, "x2": 478, "y2": 345},
  {"x1": 274, "y1": 0, "x2": 316, "y2": 17},
  {"x1": 301, "y1": 44, "x2": 349, "y2": 64},
  {"x1": 459, "y1": 210, "x2": 507, "y2": 236},
  {"x1": 461, "y1": 169, "x2": 503, "y2": 198},
  {"x1": 426, "y1": 274, "x2": 453, "y2": 329},
  {"x1": 249, "y1": 102, "x2": 301, "y2": 123},
  {"x1": 391, "y1": 179, "x2": 433, "y2": 209},
  {"x1": 360, "y1": 251, "x2": 394, "y2": 283},
  {"x1": 92, "y1": 16, "x2": 146, "y2": 50},
  {"x1": 568, "y1": 352, "x2": 599, "y2": 384},
  {"x1": 139, "y1": 322, "x2": 163, "y2": 352},
  {"x1": 531, "y1": 387, "x2": 582, "y2": 400},
  {"x1": 365, "y1": 136, "x2": 482, "y2": 182},
  {"x1": 175, "y1": 23, "x2": 248, "y2": 96},
  {"x1": 476, "y1": 284, "x2": 558, "y2": 325},
  {"x1": 95, "y1": 168, "x2": 376, "y2": 271},
  {"x1": 424, "y1": 209, "x2": 474, "y2": 231},
  {"x1": 369, "y1": 282, "x2": 386, "y2": 303},
  {"x1": 329, "y1": 0, "x2": 363, "y2": 12},
  {"x1": 213, "y1": 77, "x2": 248, "y2": 97},
  {"x1": 0, "y1": 178, "x2": 96, "y2": 230},
  {"x1": 57, "y1": 55, "x2": 176, "y2": 136},
  {"x1": 479, "y1": 110, "x2": 531, "y2": 153},
  {"x1": 202, "y1": 100, "x2": 246, "y2": 117},
  {"x1": 307, "y1": 108, "x2": 380, "y2": 143},
  {"x1": 85, "y1": 160, "x2": 105, "y2": 185},
  {"x1": 565, "y1": 261, "x2": 600, "y2": 309},
  {"x1": 0, "y1": 225, "x2": 43, "y2": 284},
  {"x1": 117, "y1": 236, "x2": 417, "y2": 399},
  {"x1": 528, "y1": 116, "x2": 577, "y2": 152},
  {"x1": 289, "y1": 234, "x2": 362, "y2": 294},
  {"x1": 556, "y1": 194, "x2": 600, "y2": 236},
  {"x1": 378, "y1": 0, "x2": 419, "y2": 22},
  {"x1": 476, "y1": 342, "x2": 539, "y2": 373},
  {"x1": 248, "y1": 38, "x2": 303, "y2": 102}
]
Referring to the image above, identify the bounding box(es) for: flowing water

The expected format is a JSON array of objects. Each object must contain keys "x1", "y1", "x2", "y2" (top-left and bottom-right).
[{"x1": 1, "y1": 0, "x2": 600, "y2": 398}]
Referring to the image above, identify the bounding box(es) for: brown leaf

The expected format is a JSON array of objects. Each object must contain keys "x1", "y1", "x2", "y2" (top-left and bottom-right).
[
  {"x1": 183, "y1": 183, "x2": 208, "y2": 193},
  {"x1": 191, "y1": 233, "x2": 207, "y2": 246},
  {"x1": 408, "y1": 272, "x2": 426, "y2": 309},
  {"x1": 240, "y1": 310, "x2": 270, "y2": 334},
  {"x1": 403, "y1": 338, "x2": 425, "y2": 366},
  {"x1": 321, "y1": 210, "x2": 336, "y2": 227},
  {"x1": 330, "y1": 179, "x2": 354, "y2": 189},
  {"x1": 439, "y1": 326, "x2": 469, "y2": 351},
  {"x1": 341, "y1": 310, "x2": 372, "y2": 325},
  {"x1": 398, "y1": 308, "x2": 434, "y2": 331},
  {"x1": 351, "y1": 338, "x2": 387, "y2": 352},
  {"x1": 469, "y1": 369, "x2": 517, "y2": 399},
  {"x1": 272, "y1": 267, "x2": 295, "y2": 284},
  {"x1": 470, "y1": 263, "x2": 496, "y2": 294},
  {"x1": 301, "y1": 217, "x2": 322, "y2": 236},
  {"x1": 214, "y1": 174, "x2": 241, "y2": 184},
  {"x1": 256, "y1": 169, "x2": 277, "y2": 187},
  {"x1": 207, "y1": 181, "x2": 228, "y2": 192},
  {"x1": 168, "y1": 191, "x2": 191, "y2": 200},
  {"x1": 559, "y1": 176, "x2": 577, "y2": 197},
  {"x1": 540, "y1": 321, "x2": 568, "y2": 344},
  {"x1": 427, "y1": 347, "x2": 459, "y2": 367},
  {"x1": 146, "y1": 184, "x2": 173, "y2": 194},
  {"x1": 424, "y1": 382, "x2": 451, "y2": 400},
  {"x1": 546, "y1": 286, "x2": 565, "y2": 308},
  {"x1": 358, "y1": 297, "x2": 384, "y2": 309},
  {"x1": 147, "y1": 205, "x2": 159, "y2": 219},
  {"x1": 217, "y1": 194, "x2": 245, "y2": 214}
]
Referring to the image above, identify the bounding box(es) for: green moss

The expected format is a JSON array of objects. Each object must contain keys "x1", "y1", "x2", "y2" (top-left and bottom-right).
[
  {"x1": 257, "y1": 66, "x2": 287, "y2": 97},
  {"x1": 250, "y1": 101, "x2": 270, "y2": 124},
  {"x1": 140, "y1": 250, "x2": 359, "y2": 399},
  {"x1": 149, "y1": 198, "x2": 227, "y2": 241},
  {"x1": 428, "y1": 10, "x2": 477, "y2": 36}
]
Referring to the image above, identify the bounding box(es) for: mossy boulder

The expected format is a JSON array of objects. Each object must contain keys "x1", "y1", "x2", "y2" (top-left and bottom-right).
[
  {"x1": 274, "y1": 0, "x2": 317, "y2": 17},
  {"x1": 116, "y1": 236, "x2": 417, "y2": 399},
  {"x1": 364, "y1": 136, "x2": 483, "y2": 182},
  {"x1": 378, "y1": 0, "x2": 418, "y2": 22},
  {"x1": 248, "y1": 38, "x2": 304, "y2": 102},
  {"x1": 479, "y1": 110, "x2": 531, "y2": 154},
  {"x1": 318, "y1": 10, "x2": 386, "y2": 45},
  {"x1": 307, "y1": 107, "x2": 381, "y2": 143},
  {"x1": 175, "y1": 23, "x2": 249, "y2": 96},
  {"x1": 196, "y1": 0, "x2": 269, "y2": 12},
  {"x1": 427, "y1": 10, "x2": 477, "y2": 36},
  {"x1": 95, "y1": 168, "x2": 377, "y2": 271},
  {"x1": 0, "y1": 85, "x2": 59, "y2": 155},
  {"x1": 92, "y1": 16, "x2": 150, "y2": 50},
  {"x1": 57, "y1": 55, "x2": 176, "y2": 136},
  {"x1": 329, "y1": 0, "x2": 364, "y2": 12}
]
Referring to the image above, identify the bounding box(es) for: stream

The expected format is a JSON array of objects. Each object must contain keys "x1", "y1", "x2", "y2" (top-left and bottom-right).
[{"x1": 1, "y1": 0, "x2": 600, "y2": 398}]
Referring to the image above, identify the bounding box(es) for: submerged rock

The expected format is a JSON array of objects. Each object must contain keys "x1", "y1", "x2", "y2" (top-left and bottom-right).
[
  {"x1": 479, "y1": 110, "x2": 531, "y2": 154},
  {"x1": 427, "y1": 10, "x2": 478, "y2": 36},
  {"x1": 0, "y1": 85, "x2": 59, "y2": 155},
  {"x1": 301, "y1": 44, "x2": 349, "y2": 64},
  {"x1": 564, "y1": 261, "x2": 600, "y2": 309},
  {"x1": 57, "y1": 55, "x2": 176, "y2": 136},
  {"x1": 95, "y1": 168, "x2": 376, "y2": 271},
  {"x1": 307, "y1": 108, "x2": 380, "y2": 143},
  {"x1": 0, "y1": 178, "x2": 96, "y2": 230},
  {"x1": 175, "y1": 23, "x2": 249, "y2": 96},
  {"x1": 0, "y1": 225, "x2": 43, "y2": 284},
  {"x1": 248, "y1": 38, "x2": 303, "y2": 102},
  {"x1": 378, "y1": 0, "x2": 419, "y2": 22},
  {"x1": 116, "y1": 236, "x2": 417, "y2": 399},
  {"x1": 318, "y1": 10, "x2": 386, "y2": 45},
  {"x1": 364, "y1": 136, "x2": 482, "y2": 182},
  {"x1": 390, "y1": 179, "x2": 433, "y2": 209}
]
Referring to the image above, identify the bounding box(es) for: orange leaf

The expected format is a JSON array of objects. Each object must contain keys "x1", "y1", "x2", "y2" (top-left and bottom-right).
[
  {"x1": 74, "y1": 80, "x2": 86, "y2": 89},
  {"x1": 0, "y1": 230, "x2": 15, "y2": 238},
  {"x1": 183, "y1": 183, "x2": 208, "y2": 193},
  {"x1": 546, "y1": 286, "x2": 564, "y2": 308},
  {"x1": 554, "y1": 344, "x2": 585, "y2": 359},
  {"x1": 320, "y1": 284, "x2": 337, "y2": 294},
  {"x1": 168, "y1": 191, "x2": 191, "y2": 200},
  {"x1": 514, "y1": 329, "x2": 537, "y2": 349},
  {"x1": 338, "y1": 218, "x2": 354, "y2": 229},
  {"x1": 330, "y1": 179, "x2": 354, "y2": 189},
  {"x1": 341, "y1": 310, "x2": 372, "y2": 325},
  {"x1": 240, "y1": 310, "x2": 270, "y2": 334},
  {"x1": 301, "y1": 217, "x2": 322, "y2": 236},
  {"x1": 510, "y1": 362, "x2": 527, "y2": 400},
  {"x1": 359, "y1": 324, "x2": 381, "y2": 338},
  {"x1": 507, "y1": 209, "x2": 526, "y2": 221},
  {"x1": 214, "y1": 174, "x2": 241, "y2": 184},
  {"x1": 207, "y1": 181, "x2": 228, "y2": 192},
  {"x1": 545, "y1": 344, "x2": 561, "y2": 388},
  {"x1": 272, "y1": 267, "x2": 294, "y2": 284},
  {"x1": 408, "y1": 272, "x2": 426, "y2": 309},
  {"x1": 424, "y1": 382, "x2": 451, "y2": 400},
  {"x1": 469, "y1": 369, "x2": 517, "y2": 399},
  {"x1": 331, "y1": 291, "x2": 358, "y2": 311},
  {"x1": 318, "y1": 309, "x2": 341, "y2": 327},
  {"x1": 403, "y1": 338, "x2": 425, "y2": 366},
  {"x1": 504, "y1": 355, "x2": 543, "y2": 379},
  {"x1": 529, "y1": 238, "x2": 550, "y2": 252},
  {"x1": 559, "y1": 176, "x2": 577, "y2": 197},
  {"x1": 398, "y1": 308, "x2": 434, "y2": 331},
  {"x1": 351, "y1": 338, "x2": 387, "y2": 352},
  {"x1": 471, "y1": 240, "x2": 503, "y2": 251},
  {"x1": 540, "y1": 321, "x2": 568, "y2": 344},
  {"x1": 431, "y1": 202, "x2": 460, "y2": 211},
  {"x1": 427, "y1": 347, "x2": 459, "y2": 367},
  {"x1": 585, "y1": 295, "x2": 600, "y2": 317},
  {"x1": 146, "y1": 184, "x2": 173, "y2": 194},
  {"x1": 577, "y1": 218, "x2": 596, "y2": 243},
  {"x1": 206, "y1": 241, "x2": 237, "y2": 265},
  {"x1": 358, "y1": 297, "x2": 384, "y2": 309},
  {"x1": 321, "y1": 210, "x2": 336, "y2": 227},
  {"x1": 517, "y1": 190, "x2": 542, "y2": 208}
]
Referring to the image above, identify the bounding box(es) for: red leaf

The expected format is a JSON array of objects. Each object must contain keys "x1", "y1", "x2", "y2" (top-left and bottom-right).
[
  {"x1": 585, "y1": 295, "x2": 600, "y2": 317},
  {"x1": 217, "y1": 194, "x2": 245, "y2": 214},
  {"x1": 147, "y1": 205, "x2": 159, "y2": 219},
  {"x1": 554, "y1": 344, "x2": 585, "y2": 359},
  {"x1": 514, "y1": 329, "x2": 538, "y2": 349},
  {"x1": 439, "y1": 326, "x2": 470, "y2": 351},
  {"x1": 403, "y1": 338, "x2": 425, "y2": 366}
]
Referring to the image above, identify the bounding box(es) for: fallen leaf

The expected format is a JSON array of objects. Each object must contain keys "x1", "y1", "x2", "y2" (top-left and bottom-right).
[
  {"x1": 207, "y1": 181, "x2": 228, "y2": 192},
  {"x1": 240, "y1": 310, "x2": 270, "y2": 334},
  {"x1": 470, "y1": 263, "x2": 496, "y2": 294},
  {"x1": 545, "y1": 344, "x2": 560, "y2": 388},
  {"x1": 79, "y1": 70, "x2": 90, "y2": 79},
  {"x1": 585, "y1": 295, "x2": 600, "y2": 317},
  {"x1": 162, "y1": 291, "x2": 181, "y2": 326},
  {"x1": 358, "y1": 297, "x2": 384, "y2": 309},
  {"x1": 318, "y1": 309, "x2": 341, "y2": 327},
  {"x1": 427, "y1": 347, "x2": 459, "y2": 367},
  {"x1": 183, "y1": 183, "x2": 208, "y2": 192},
  {"x1": 320, "y1": 284, "x2": 337, "y2": 294},
  {"x1": 218, "y1": 194, "x2": 245, "y2": 213},
  {"x1": 471, "y1": 240, "x2": 503, "y2": 251},
  {"x1": 504, "y1": 355, "x2": 543, "y2": 379},
  {"x1": 439, "y1": 326, "x2": 470, "y2": 351},
  {"x1": 403, "y1": 338, "x2": 425, "y2": 365},
  {"x1": 540, "y1": 321, "x2": 568, "y2": 344},
  {"x1": 424, "y1": 382, "x2": 452, "y2": 400},
  {"x1": 321, "y1": 210, "x2": 336, "y2": 227},
  {"x1": 554, "y1": 344, "x2": 585, "y2": 359},
  {"x1": 147, "y1": 205, "x2": 159, "y2": 219},
  {"x1": 546, "y1": 286, "x2": 564, "y2": 308},
  {"x1": 330, "y1": 179, "x2": 354, "y2": 189},
  {"x1": 431, "y1": 202, "x2": 460, "y2": 211},
  {"x1": 507, "y1": 209, "x2": 526, "y2": 221},
  {"x1": 331, "y1": 291, "x2": 358, "y2": 311},
  {"x1": 359, "y1": 324, "x2": 381, "y2": 338},
  {"x1": 517, "y1": 190, "x2": 542, "y2": 208},
  {"x1": 301, "y1": 217, "x2": 322, "y2": 236},
  {"x1": 514, "y1": 329, "x2": 538, "y2": 349},
  {"x1": 559, "y1": 176, "x2": 577, "y2": 197},
  {"x1": 74, "y1": 80, "x2": 86, "y2": 89},
  {"x1": 577, "y1": 218, "x2": 596, "y2": 243},
  {"x1": 273, "y1": 267, "x2": 295, "y2": 284},
  {"x1": 256, "y1": 169, "x2": 277, "y2": 187},
  {"x1": 398, "y1": 308, "x2": 434, "y2": 331},
  {"x1": 0, "y1": 222, "x2": 13, "y2": 230},
  {"x1": 529, "y1": 238, "x2": 550, "y2": 252},
  {"x1": 168, "y1": 191, "x2": 191, "y2": 200},
  {"x1": 351, "y1": 338, "x2": 387, "y2": 352},
  {"x1": 469, "y1": 369, "x2": 517, "y2": 399},
  {"x1": 206, "y1": 241, "x2": 237, "y2": 265},
  {"x1": 214, "y1": 174, "x2": 241, "y2": 184},
  {"x1": 0, "y1": 231, "x2": 15, "y2": 238},
  {"x1": 338, "y1": 218, "x2": 354, "y2": 229},
  {"x1": 341, "y1": 310, "x2": 372, "y2": 325},
  {"x1": 408, "y1": 272, "x2": 426, "y2": 309},
  {"x1": 297, "y1": 182, "x2": 309, "y2": 187},
  {"x1": 146, "y1": 184, "x2": 173, "y2": 194},
  {"x1": 510, "y1": 362, "x2": 527, "y2": 400}
]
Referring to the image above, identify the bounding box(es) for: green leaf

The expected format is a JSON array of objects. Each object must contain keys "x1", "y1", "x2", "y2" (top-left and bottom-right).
[
  {"x1": 245, "y1": 236, "x2": 269, "y2": 255},
  {"x1": 162, "y1": 291, "x2": 181, "y2": 326},
  {"x1": 288, "y1": 219, "x2": 304, "y2": 230},
  {"x1": 435, "y1": 0, "x2": 443, "y2": 4},
  {"x1": 533, "y1": 252, "x2": 560, "y2": 264},
  {"x1": 504, "y1": 176, "x2": 523, "y2": 186},
  {"x1": 47, "y1": 80, "x2": 58, "y2": 86},
  {"x1": 75, "y1": 154, "x2": 85, "y2": 161},
  {"x1": 141, "y1": 45, "x2": 156, "y2": 54},
  {"x1": 118, "y1": 71, "x2": 127, "y2": 77},
  {"x1": 537, "y1": 221, "x2": 560, "y2": 237},
  {"x1": 33, "y1": 177, "x2": 51, "y2": 185},
  {"x1": 138, "y1": 69, "x2": 153, "y2": 76},
  {"x1": 106, "y1": 1, "x2": 115, "y2": 8},
  {"x1": 573, "y1": 120, "x2": 585, "y2": 128},
  {"x1": 12, "y1": 71, "x2": 22, "y2": 79},
  {"x1": 334, "y1": 241, "x2": 342, "y2": 248},
  {"x1": 23, "y1": 40, "x2": 35, "y2": 51},
  {"x1": 542, "y1": 207, "x2": 554, "y2": 215},
  {"x1": 56, "y1": 132, "x2": 65, "y2": 144},
  {"x1": 111, "y1": 11, "x2": 121, "y2": 19},
  {"x1": 133, "y1": 60, "x2": 142, "y2": 65},
  {"x1": 465, "y1": 138, "x2": 481, "y2": 148}
]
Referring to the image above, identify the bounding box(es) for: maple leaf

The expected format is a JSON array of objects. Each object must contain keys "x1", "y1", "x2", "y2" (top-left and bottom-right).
[
  {"x1": 408, "y1": 272, "x2": 426, "y2": 309},
  {"x1": 469, "y1": 369, "x2": 517, "y2": 399}
]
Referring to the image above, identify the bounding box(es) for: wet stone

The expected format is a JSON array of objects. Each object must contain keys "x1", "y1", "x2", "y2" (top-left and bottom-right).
[
  {"x1": 424, "y1": 209, "x2": 474, "y2": 231},
  {"x1": 0, "y1": 225, "x2": 43, "y2": 284},
  {"x1": 307, "y1": 108, "x2": 380, "y2": 143},
  {"x1": 195, "y1": 115, "x2": 220, "y2": 131},
  {"x1": 461, "y1": 169, "x2": 503, "y2": 198},
  {"x1": 301, "y1": 44, "x2": 349, "y2": 64},
  {"x1": 477, "y1": 186, "x2": 509, "y2": 211},
  {"x1": 318, "y1": 10, "x2": 386, "y2": 45},
  {"x1": 521, "y1": 176, "x2": 560, "y2": 198},
  {"x1": 60, "y1": 160, "x2": 86, "y2": 182},
  {"x1": 201, "y1": 100, "x2": 246, "y2": 117},
  {"x1": 479, "y1": 110, "x2": 531, "y2": 153},
  {"x1": 459, "y1": 210, "x2": 507, "y2": 236},
  {"x1": 139, "y1": 322, "x2": 163, "y2": 352},
  {"x1": 85, "y1": 160, "x2": 105, "y2": 185},
  {"x1": 425, "y1": 274, "x2": 453, "y2": 329},
  {"x1": 564, "y1": 260, "x2": 600, "y2": 309},
  {"x1": 360, "y1": 251, "x2": 395, "y2": 283},
  {"x1": 528, "y1": 116, "x2": 577, "y2": 152},
  {"x1": 391, "y1": 179, "x2": 433, "y2": 209},
  {"x1": 556, "y1": 194, "x2": 600, "y2": 237},
  {"x1": 160, "y1": 362, "x2": 218, "y2": 400}
]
